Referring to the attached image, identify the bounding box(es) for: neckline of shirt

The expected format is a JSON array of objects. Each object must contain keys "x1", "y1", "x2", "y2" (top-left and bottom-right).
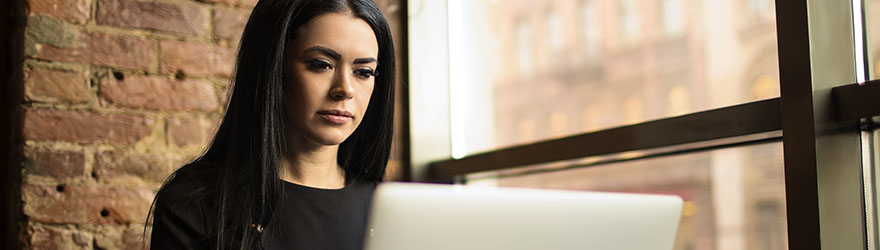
[{"x1": 281, "y1": 179, "x2": 354, "y2": 191}]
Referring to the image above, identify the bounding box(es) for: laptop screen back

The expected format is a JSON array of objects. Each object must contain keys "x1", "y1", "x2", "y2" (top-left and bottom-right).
[{"x1": 363, "y1": 182, "x2": 683, "y2": 250}]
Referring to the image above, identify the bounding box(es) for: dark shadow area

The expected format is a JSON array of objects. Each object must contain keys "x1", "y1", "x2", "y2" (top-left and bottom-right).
[{"x1": 2, "y1": 0, "x2": 27, "y2": 248}]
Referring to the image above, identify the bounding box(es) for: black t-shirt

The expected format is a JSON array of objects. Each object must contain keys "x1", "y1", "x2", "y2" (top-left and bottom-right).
[
  {"x1": 150, "y1": 165, "x2": 377, "y2": 250},
  {"x1": 262, "y1": 180, "x2": 376, "y2": 249}
]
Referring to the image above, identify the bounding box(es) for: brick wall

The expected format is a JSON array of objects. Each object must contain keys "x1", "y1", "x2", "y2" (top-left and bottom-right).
[{"x1": 14, "y1": 0, "x2": 406, "y2": 248}]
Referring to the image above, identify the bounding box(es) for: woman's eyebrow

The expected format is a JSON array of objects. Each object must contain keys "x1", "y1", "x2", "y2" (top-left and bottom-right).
[
  {"x1": 353, "y1": 58, "x2": 377, "y2": 64},
  {"x1": 303, "y1": 46, "x2": 376, "y2": 65},
  {"x1": 303, "y1": 46, "x2": 341, "y2": 61}
]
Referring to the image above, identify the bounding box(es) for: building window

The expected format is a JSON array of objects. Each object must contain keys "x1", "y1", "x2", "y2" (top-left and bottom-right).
[
  {"x1": 661, "y1": 0, "x2": 685, "y2": 36},
  {"x1": 516, "y1": 21, "x2": 534, "y2": 76},
  {"x1": 580, "y1": 0, "x2": 600, "y2": 58},
  {"x1": 546, "y1": 9, "x2": 563, "y2": 56},
  {"x1": 619, "y1": 0, "x2": 640, "y2": 43},
  {"x1": 746, "y1": 0, "x2": 771, "y2": 22}
]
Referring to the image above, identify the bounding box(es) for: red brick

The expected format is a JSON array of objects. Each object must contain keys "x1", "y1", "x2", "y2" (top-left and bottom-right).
[
  {"x1": 97, "y1": 0, "x2": 209, "y2": 36},
  {"x1": 22, "y1": 184, "x2": 155, "y2": 224},
  {"x1": 205, "y1": 0, "x2": 257, "y2": 8},
  {"x1": 29, "y1": 0, "x2": 91, "y2": 24},
  {"x1": 28, "y1": 224, "x2": 91, "y2": 249},
  {"x1": 23, "y1": 147, "x2": 85, "y2": 178},
  {"x1": 95, "y1": 226, "x2": 149, "y2": 250},
  {"x1": 126, "y1": 227, "x2": 149, "y2": 249},
  {"x1": 25, "y1": 67, "x2": 91, "y2": 104},
  {"x1": 26, "y1": 16, "x2": 79, "y2": 49},
  {"x1": 160, "y1": 40, "x2": 236, "y2": 77},
  {"x1": 23, "y1": 109, "x2": 155, "y2": 145},
  {"x1": 34, "y1": 32, "x2": 154, "y2": 70},
  {"x1": 213, "y1": 7, "x2": 250, "y2": 43},
  {"x1": 95, "y1": 150, "x2": 172, "y2": 183},
  {"x1": 99, "y1": 75, "x2": 218, "y2": 111},
  {"x1": 167, "y1": 116, "x2": 207, "y2": 147}
]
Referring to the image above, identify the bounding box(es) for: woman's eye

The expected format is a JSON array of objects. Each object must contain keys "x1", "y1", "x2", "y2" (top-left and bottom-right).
[
  {"x1": 354, "y1": 68, "x2": 376, "y2": 78},
  {"x1": 306, "y1": 59, "x2": 332, "y2": 71}
]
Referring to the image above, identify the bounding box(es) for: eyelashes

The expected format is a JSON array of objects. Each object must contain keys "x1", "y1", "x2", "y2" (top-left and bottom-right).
[
  {"x1": 306, "y1": 59, "x2": 333, "y2": 71},
  {"x1": 304, "y1": 59, "x2": 377, "y2": 79},
  {"x1": 354, "y1": 68, "x2": 376, "y2": 78}
]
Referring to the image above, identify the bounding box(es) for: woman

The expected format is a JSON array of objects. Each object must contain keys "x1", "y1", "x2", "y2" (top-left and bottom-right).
[{"x1": 148, "y1": 0, "x2": 395, "y2": 249}]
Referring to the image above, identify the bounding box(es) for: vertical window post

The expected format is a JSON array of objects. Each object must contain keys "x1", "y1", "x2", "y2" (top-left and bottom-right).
[{"x1": 776, "y1": 0, "x2": 867, "y2": 249}]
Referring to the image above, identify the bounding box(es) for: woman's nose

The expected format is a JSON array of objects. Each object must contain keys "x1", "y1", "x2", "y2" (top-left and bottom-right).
[{"x1": 329, "y1": 70, "x2": 355, "y2": 100}]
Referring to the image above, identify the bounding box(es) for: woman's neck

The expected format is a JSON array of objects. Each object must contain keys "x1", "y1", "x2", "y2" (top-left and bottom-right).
[{"x1": 280, "y1": 144, "x2": 346, "y2": 189}]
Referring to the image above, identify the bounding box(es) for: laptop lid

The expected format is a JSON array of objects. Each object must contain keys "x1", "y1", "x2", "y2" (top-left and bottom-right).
[{"x1": 363, "y1": 182, "x2": 683, "y2": 250}]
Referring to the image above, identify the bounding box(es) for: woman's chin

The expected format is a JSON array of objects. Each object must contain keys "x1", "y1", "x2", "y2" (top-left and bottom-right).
[
  {"x1": 309, "y1": 131, "x2": 352, "y2": 146},
  {"x1": 316, "y1": 138, "x2": 346, "y2": 146}
]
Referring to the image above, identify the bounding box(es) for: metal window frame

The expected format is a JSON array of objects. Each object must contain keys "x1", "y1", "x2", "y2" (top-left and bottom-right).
[
  {"x1": 410, "y1": 0, "x2": 879, "y2": 249},
  {"x1": 834, "y1": 80, "x2": 880, "y2": 122},
  {"x1": 776, "y1": 0, "x2": 867, "y2": 249},
  {"x1": 427, "y1": 98, "x2": 782, "y2": 182}
]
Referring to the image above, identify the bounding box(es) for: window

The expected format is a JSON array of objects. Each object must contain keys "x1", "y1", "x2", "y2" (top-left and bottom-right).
[
  {"x1": 580, "y1": 1, "x2": 601, "y2": 59},
  {"x1": 746, "y1": 0, "x2": 772, "y2": 22},
  {"x1": 868, "y1": 121, "x2": 880, "y2": 249},
  {"x1": 515, "y1": 21, "x2": 533, "y2": 76},
  {"x1": 468, "y1": 142, "x2": 786, "y2": 250},
  {"x1": 429, "y1": 0, "x2": 781, "y2": 155},
  {"x1": 619, "y1": 0, "x2": 640, "y2": 43},
  {"x1": 870, "y1": 0, "x2": 880, "y2": 81},
  {"x1": 661, "y1": 0, "x2": 685, "y2": 36},
  {"x1": 546, "y1": 9, "x2": 563, "y2": 57},
  {"x1": 408, "y1": 0, "x2": 878, "y2": 249},
  {"x1": 864, "y1": 0, "x2": 880, "y2": 246}
]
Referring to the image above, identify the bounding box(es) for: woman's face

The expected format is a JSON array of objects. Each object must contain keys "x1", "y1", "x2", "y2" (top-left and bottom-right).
[{"x1": 285, "y1": 13, "x2": 379, "y2": 147}]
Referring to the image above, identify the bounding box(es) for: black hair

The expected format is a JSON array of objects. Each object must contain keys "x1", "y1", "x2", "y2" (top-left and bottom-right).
[{"x1": 147, "y1": 0, "x2": 395, "y2": 249}]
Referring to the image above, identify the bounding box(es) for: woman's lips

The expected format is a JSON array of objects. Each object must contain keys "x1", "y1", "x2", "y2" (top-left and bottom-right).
[{"x1": 317, "y1": 110, "x2": 353, "y2": 124}]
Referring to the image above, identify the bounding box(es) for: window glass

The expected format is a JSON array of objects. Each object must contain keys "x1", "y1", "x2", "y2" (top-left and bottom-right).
[
  {"x1": 449, "y1": 0, "x2": 780, "y2": 155},
  {"x1": 581, "y1": 1, "x2": 601, "y2": 58},
  {"x1": 619, "y1": 0, "x2": 641, "y2": 43},
  {"x1": 869, "y1": 0, "x2": 880, "y2": 80},
  {"x1": 661, "y1": 0, "x2": 685, "y2": 36},
  {"x1": 516, "y1": 22, "x2": 534, "y2": 76},
  {"x1": 467, "y1": 142, "x2": 787, "y2": 250}
]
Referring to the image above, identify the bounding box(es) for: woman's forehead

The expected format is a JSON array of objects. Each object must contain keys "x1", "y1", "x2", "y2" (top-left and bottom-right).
[{"x1": 292, "y1": 13, "x2": 379, "y2": 58}]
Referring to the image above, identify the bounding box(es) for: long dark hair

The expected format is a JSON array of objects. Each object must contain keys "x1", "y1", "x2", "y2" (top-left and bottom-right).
[{"x1": 149, "y1": 0, "x2": 395, "y2": 248}]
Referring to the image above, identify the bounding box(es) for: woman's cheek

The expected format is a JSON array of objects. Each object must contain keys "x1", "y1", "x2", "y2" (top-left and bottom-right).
[{"x1": 360, "y1": 85, "x2": 374, "y2": 114}]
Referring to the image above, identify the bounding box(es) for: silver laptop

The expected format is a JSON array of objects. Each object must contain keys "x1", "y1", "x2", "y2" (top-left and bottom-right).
[{"x1": 363, "y1": 182, "x2": 682, "y2": 250}]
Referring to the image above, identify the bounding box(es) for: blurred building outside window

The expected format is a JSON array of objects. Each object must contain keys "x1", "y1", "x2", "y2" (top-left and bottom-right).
[
  {"x1": 424, "y1": 0, "x2": 787, "y2": 249},
  {"x1": 619, "y1": 0, "x2": 641, "y2": 44},
  {"x1": 410, "y1": 0, "x2": 876, "y2": 249},
  {"x1": 547, "y1": 9, "x2": 563, "y2": 57},
  {"x1": 448, "y1": 0, "x2": 780, "y2": 154},
  {"x1": 580, "y1": 1, "x2": 601, "y2": 59},
  {"x1": 661, "y1": 0, "x2": 685, "y2": 37},
  {"x1": 516, "y1": 22, "x2": 534, "y2": 77}
]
